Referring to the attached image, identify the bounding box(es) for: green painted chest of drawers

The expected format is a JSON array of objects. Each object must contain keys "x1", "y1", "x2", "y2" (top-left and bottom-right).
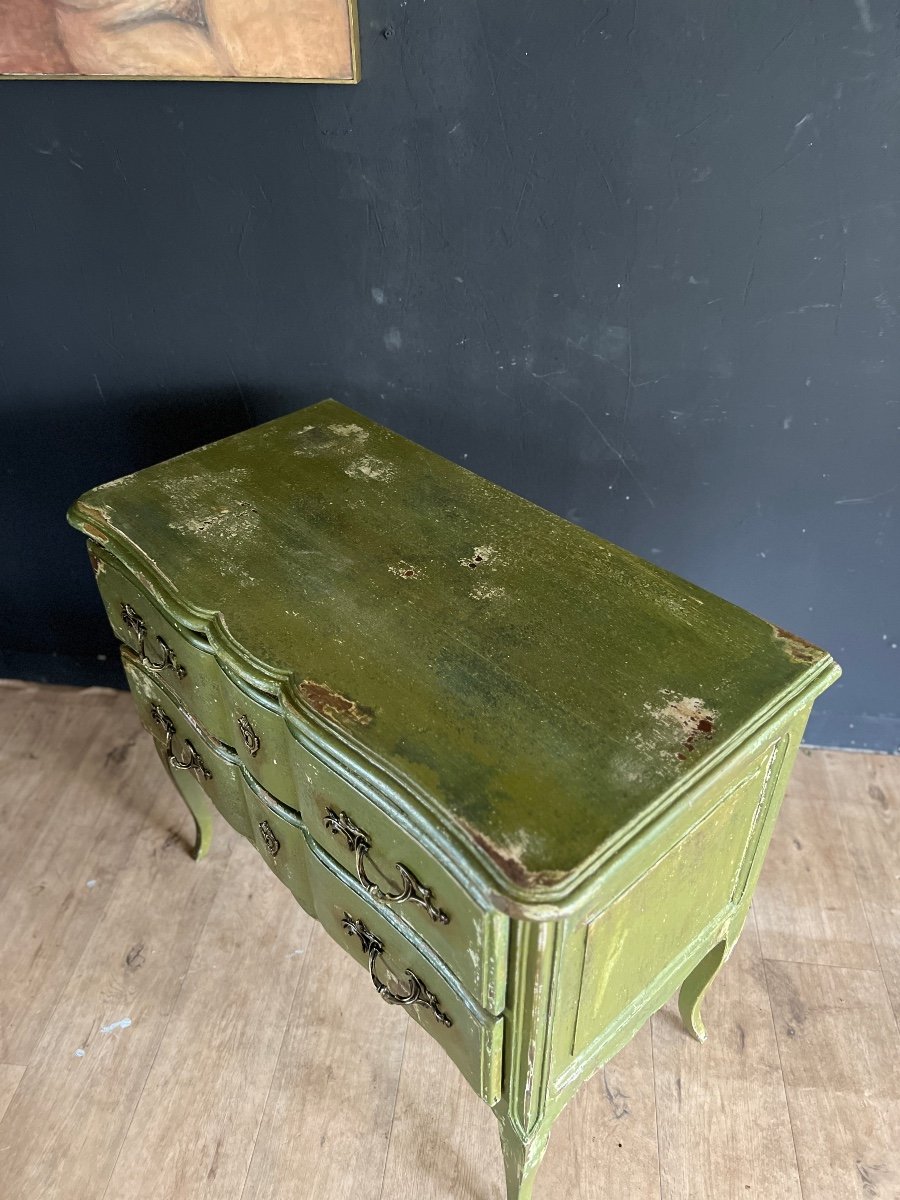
[{"x1": 68, "y1": 399, "x2": 839, "y2": 1199}]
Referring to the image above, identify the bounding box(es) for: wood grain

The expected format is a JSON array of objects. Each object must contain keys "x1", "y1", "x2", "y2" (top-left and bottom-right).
[
  {"x1": 0, "y1": 749, "x2": 230, "y2": 1197},
  {"x1": 754, "y1": 749, "x2": 879, "y2": 970},
  {"x1": 766, "y1": 959, "x2": 900, "y2": 1199},
  {"x1": 101, "y1": 837, "x2": 315, "y2": 1200},
  {"x1": 652, "y1": 911, "x2": 801, "y2": 1200},
  {"x1": 1, "y1": 682, "x2": 898, "y2": 1199},
  {"x1": 540, "y1": 1024, "x2": 660, "y2": 1200},
  {"x1": 0, "y1": 1062, "x2": 25, "y2": 1123},
  {"x1": 380, "y1": 1018, "x2": 506, "y2": 1200},
  {"x1": 824, "y1": 749, "x2": 900, "y2": 1028},
  {"x1": 0, "y1": 694, "x2": 159, "y2": 1064},
  {"x1": 240, "y1": 922, "x2": 409, "y2": 1200}
]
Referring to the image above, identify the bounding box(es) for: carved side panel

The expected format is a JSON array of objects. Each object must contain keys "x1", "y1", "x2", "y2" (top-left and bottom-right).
[{"x1": 570, "y1": 742, "x2": 779, "y2": 1059}]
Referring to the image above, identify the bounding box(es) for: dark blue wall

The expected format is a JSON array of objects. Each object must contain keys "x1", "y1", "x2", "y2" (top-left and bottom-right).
[{"x1": 1, "y1": 0, "x2": 897, "y2": 750}]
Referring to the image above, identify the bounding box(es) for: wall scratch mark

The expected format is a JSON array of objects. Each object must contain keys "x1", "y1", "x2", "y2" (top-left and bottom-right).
[
  {"x1": 834, "y1": 218, "x2": 848, "y2": 336},
  {"x1": 743, "y1": 209, "x2": 765, "y2": 307},
  {"x1": 474, "y1": 1, "x2": 514, "y2": 164}
]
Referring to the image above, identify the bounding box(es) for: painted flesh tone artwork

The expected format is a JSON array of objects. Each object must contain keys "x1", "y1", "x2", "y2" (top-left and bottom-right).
[{"x1": 0, "y1": 0, "x2": 358, "y2": 82}]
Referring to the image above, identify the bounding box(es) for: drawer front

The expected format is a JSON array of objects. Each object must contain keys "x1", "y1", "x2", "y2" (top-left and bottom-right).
[
  {"x1": 91, "y1": 543, "x2": 313, "y2": 803},
  {"x1": 241, "y1": 774, "x2": 316, "y2": 918},
  {"x1": 93, "y1": 545, "x2": 236, "y2": 746},
  {"x1": 220, "y1": 666, "x2": 300, "y2": 802},
  {"x1": 123, "y1": 652, "x2": 252, "y2": 842},
  {"x1": 297, "y1": 749, "x2": 508, "y2": 1015},
  {"x1": 95, "y1": 542, "x2": 507, "y2": 1013},
  {"x1": 306, "y1": 844, "x2": 503, "y2": 1105}
]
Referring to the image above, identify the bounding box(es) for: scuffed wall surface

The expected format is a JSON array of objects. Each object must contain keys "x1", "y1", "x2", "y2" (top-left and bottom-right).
[{"x1": 0, "y1": 0, "x2": 897, "y2": 749}]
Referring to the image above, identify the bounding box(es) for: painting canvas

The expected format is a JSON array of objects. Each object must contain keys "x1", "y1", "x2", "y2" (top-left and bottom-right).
[{"x1": 0, "y1": 0, "x2": 359, "y2": 83}]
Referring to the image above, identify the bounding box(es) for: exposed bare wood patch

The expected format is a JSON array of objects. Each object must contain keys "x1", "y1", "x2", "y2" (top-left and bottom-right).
[
  {"x1": 327, "y1": 422, "x2": 368, "y2": 442},
  {"x1": 460, "y1": 544, "x2": 498, "y2": 569},
  {"x1": 344, "y1": 456, "x2": 396, "y2": 482},
  {"x1": 298, "y1": 679, "x2": 374, "y2": 727},
  {"x1": 771, "y1": 624, "x2": 826, "y2": 665},
  {"x1": 389, "y1": 561, "x2": 423, "y2": 580},
  {"x1": 649, "y1": 691, "x2": 717, "y2": 762}
]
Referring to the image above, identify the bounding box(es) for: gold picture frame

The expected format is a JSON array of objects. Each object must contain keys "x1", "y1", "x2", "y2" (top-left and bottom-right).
[{"x1": 0, "y1": 0, "x2": 360, "y2": 84}]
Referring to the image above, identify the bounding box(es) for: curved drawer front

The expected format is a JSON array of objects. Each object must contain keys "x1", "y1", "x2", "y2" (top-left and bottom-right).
[
  {"x1": 241, "y1": 774, "x2": 316, "y2": 919},
  {"x1": 123, "y1": 653, "x2": 252, "y2": 842},
  {"x1": 90, "y1": 541, "x2": 509, "y2": 1015},
  {"x1": 296, "y1": 747, "x2": 508, "y2": 1015},
  {"x1": 306, "y1": 844, "x2": 503, "y2": 1105},
  {"x1": 93, "y1": 545, "x2": 236, "y2": 745},
  {"x1": 91, "y1": 543, "x2": 304, "y2": 799}
]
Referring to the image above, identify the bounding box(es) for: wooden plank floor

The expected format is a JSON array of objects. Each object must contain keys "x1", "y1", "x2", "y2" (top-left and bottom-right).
[{"x1": 0, "y1": 679, "x2": 897, "y2": 1200}]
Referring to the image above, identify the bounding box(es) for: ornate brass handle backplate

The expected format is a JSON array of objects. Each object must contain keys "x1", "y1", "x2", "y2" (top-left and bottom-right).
[
  {"x1": 238, "y1": 714, "x2": 260, "y2": 757},
  {"x1": 342, "y1": 914, "x2": 452, "y2": 1027},
  {"x1": 324, "y1": 808, "x2": 449, "y2": 925},
  {"x1": 151, "y1": 704, "x2": 212, "y2": 781},
  {"x1": 258, "y1": 820, "x2": 280, "y2": 858},
  {"x1": 122, "y1": 603, "x2": 186, "y2": 680}
]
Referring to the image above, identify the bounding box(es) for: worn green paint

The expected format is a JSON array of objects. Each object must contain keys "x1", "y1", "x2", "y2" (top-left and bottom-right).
[
  {"x1": 69, "y1": 399, "x2": 836, "y2": 898},
  {"x1": 69, "y1": 400, "x2": 839, "y2": 1199}
]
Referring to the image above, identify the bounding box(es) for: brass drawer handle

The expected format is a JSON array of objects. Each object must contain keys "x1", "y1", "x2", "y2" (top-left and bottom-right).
[
  {"x1": 324, "y1": 808, "x2": 449, "y2": 925},
  {"x1": 342, "y1": 914, "x2": 452, "y2": 1027},
  {"x1": 122, "y1": 604, "x2": 187, "y2": 680},
  {"x1": 151, "y1": 705, "x2": 212, "y2": 781},
  {"x1": 238, "y1": 714, "x2": 261, "y2": 757},
  {"x1": 258, "y1": 820, "x2": 280, "y2": 858}
]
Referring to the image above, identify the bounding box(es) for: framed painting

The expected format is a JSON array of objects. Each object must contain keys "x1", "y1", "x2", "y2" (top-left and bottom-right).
[{"x1": 0, "y1": 0, "x2": 360, "y2": 83}]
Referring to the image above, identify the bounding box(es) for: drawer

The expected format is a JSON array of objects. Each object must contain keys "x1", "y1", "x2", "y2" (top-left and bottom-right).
[
  {"x1": 90, "y1": 543, "x2": 305, "y2": 802},
  {"x1": 306, "y1": 843, "x2": 504, "y2": 1105},
  {"x1": 220, "y1": 664, "x2": 302, "y2": 802},
  {"x1": 93, "y1": 544, "x2": 235, "y2": 744},
  {"x1": 296, "y1": 747, "x2": 508, "y2": 1014},
  {"x1": 96, "y1": 542, "x2": 508, "y2": 1013},
  {"x1": 241, "y1": 773, "x2": 316, "y2": 918},
  {"x1": 122, "y1": 651, "x2": 253, "y2": 843}
]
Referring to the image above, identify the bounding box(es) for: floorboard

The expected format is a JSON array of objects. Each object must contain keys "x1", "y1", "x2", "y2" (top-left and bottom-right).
[{"x1": 1, "y1": 685, "x2": 897, "y2": 1199}]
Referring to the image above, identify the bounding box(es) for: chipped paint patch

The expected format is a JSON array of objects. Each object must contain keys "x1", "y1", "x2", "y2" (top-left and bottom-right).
[
  {"x1": 470, "y1": 582, "x2": 505, "y2": 600},
  {"x1": 344, "y1": 456, "x2": 396, "y2": 482},
  {"x1": 467, "y1": 828, "x2": 563, "y2": 888},
  {"x1": 771, "y1": 625, "x2": 825, "y2": 665},
  {"x1": 79, "y1": 502, "x2": 113, "y2": 525},
  {"x1": 99, "y1": 1017, "x2": 132, "y2": 1035},
  {"x1": 648, "y1": 691, "x2": 718, "y2": 762},
  {"x1": 173, "y1": 500, "x2": 259, "y2": 543},
  {"x1": 293, "y1": 422, "x2": 372, "y2": 459},
  {"x1": 460, "y1": 544, "x2": 498, "y2": 569},
  {"x1": 299, "y1": 680, "x2": 374, "y2": 727},
  {"x1": 389, "y1": 561, "x2": 423, "y2": 580},
  {"x1": 328, "y1": 422, "x2": 368, "y2": 442}
]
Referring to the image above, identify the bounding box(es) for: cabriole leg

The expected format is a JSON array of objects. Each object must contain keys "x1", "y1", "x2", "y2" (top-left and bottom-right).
[
  {"x1": 678, "y1": 938, "x2": 728, "y2": 1042},
  {"x1": 156, "y1": 745, "x2": 213, "y2": 860},
  {"x1": 498, "y1": 1119, "x2": 550, "y2": 1200}
]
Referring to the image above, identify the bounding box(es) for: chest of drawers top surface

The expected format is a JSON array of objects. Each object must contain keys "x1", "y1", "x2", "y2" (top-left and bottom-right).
[{"x1": 68, "y1": 399, "x2": 838, "y2": 899}]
